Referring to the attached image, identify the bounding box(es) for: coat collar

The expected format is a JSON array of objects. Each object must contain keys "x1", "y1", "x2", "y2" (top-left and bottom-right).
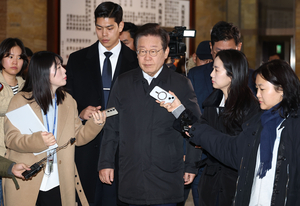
[
  {"x1": 202, "y1": 89, "x2": 223, "y2": 108},
  {"x1": 132, "y1": 64, "x2": 171, "y2": 83},
  {"x1": 22, "y1": 92, "x2": 69, "y2": 143}
]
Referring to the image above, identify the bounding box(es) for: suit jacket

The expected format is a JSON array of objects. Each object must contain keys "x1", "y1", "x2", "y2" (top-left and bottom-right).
[
  {"x1": 99, "y1": 65, "x2": 202, "y2": 205},
  {"x1": 65, "y1": 41, "x2": 138, "y2": 202},
  {"x1": 3, "y1": 92, "x2": 103, "y2": 206},
  {"x1": 187, "y1": 62, "x2": 213, "y2": 113}
]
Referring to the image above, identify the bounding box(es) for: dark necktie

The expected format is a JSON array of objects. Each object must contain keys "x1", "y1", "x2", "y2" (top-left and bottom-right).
[{"x1": 102, "y1": 51, "x2": 113, "y2": 109}]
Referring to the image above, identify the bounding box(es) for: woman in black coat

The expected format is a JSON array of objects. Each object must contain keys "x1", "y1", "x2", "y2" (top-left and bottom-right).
[
  {"x1": 160, "y1": 59, "x2": 300, "y2": 206},
  {"x1": 160, "y1": 50, "x2": 259, "y2": 206}
]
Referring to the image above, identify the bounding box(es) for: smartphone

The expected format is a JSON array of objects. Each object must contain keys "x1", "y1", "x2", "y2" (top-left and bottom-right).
[
  {"x1": 150, "y1": 86, "x2": 175, "y2": 103},
  {"x1": 104, "y1": 107, "x2": 118, "y2": 117}
]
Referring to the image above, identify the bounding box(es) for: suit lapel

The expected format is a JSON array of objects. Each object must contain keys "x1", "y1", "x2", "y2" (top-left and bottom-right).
[{"x1": 85, "y1": 42, "x2": 103, "y2": 98}]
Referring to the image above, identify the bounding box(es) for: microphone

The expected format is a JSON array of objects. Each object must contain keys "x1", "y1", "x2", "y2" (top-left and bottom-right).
[
  {"x1": 22, "y1": 137, "x2": 76, "y2": 179},
  {"x1": 0, "y1": 83, "x2": 3, "y2": 92}
]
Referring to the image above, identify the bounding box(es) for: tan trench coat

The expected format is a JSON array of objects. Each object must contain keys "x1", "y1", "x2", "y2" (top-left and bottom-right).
[
  {"x1": 3, "y1": 92, "x2": 103, "y2": 206},
  {"x1": 0, "y1": 72, "x2": 25, "y2": 156}
]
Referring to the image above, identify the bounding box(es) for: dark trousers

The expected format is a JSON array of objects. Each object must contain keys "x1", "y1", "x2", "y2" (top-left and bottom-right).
[{"x1": 36, "y1": 186, "x2": 62, "y2": 206}]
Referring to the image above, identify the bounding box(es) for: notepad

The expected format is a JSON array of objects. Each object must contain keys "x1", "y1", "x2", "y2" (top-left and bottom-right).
[{"x1": 6, "y1": 104, "x2": 58, "y2": 155}]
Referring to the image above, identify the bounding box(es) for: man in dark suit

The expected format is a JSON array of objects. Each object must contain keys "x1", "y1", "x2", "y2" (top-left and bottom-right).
[
  {"x1": 65, "y1": 2, "x2": 138, "y2": 206},
  {"x1": 98, "y1": 23, "x2": 201, "y2": 206},
  {"x1": 188, "y1": 21, "x2": 256, "y2": 113}
]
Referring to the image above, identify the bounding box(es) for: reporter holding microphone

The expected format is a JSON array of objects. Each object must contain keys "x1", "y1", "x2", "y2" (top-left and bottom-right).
[{"x1": 4, "y1": 51, "x2": 106, "y2": 206}]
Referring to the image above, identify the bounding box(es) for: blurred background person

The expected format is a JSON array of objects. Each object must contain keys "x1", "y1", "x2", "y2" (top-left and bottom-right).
[
  {"x1": 268, "y1": 53, "x2": 281, "y2": 61},
  {"x1": 21, "y1": 47, "x2": 33, "y2": 79},
  {"x1": 120, "y1": 22, "x2": 138, "y2": 51},
  {"x1": 195, "y1": 40, "x2": 213, "y2": 67}
]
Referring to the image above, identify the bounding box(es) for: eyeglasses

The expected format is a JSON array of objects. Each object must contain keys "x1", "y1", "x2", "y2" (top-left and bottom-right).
[{"x1": 136, "y1": 49, "x2": 163, "y2": 57}]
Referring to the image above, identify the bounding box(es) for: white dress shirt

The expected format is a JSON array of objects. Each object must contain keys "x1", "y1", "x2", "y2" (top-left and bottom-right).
[
  {"x1": 98, "y1": 40, "x2": 121, "y2": 79},
  {"x1": 142, "y1": 66, "x2": 163, "y2": 85}
]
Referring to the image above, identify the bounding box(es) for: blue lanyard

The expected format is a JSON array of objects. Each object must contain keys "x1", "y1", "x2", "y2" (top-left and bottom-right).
[{"x1": 45, "y1": 96, "x2": 57, "y2": 135}]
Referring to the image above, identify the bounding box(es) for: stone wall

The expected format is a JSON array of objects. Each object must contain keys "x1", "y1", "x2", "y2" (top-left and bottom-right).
[
  {"x1": 1, "y1": 0, "x2": 47, "y2": 53},
  {"x1": 194, "y1": 0, "x2": 227, "y2": 46},
  {"x1": 194, "y1": 0, "x2": 258, "y2": 69}
]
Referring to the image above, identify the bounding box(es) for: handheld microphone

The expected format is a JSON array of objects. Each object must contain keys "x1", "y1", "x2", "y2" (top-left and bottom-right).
[{"x1": 22, "y1": 137, "x2": 76, "y2": 179}]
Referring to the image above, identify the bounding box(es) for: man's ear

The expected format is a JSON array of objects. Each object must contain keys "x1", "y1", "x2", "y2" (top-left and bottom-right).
[
  {"x1": 164, "y1": 47, "x2": 170, "y2": 59},
  {"x1": 237, "y1": 42, "x2": 242, "y2": 51},
  {"x1": 209, "y1": 42, "x2": 213, "y2": 56},
  {"x1": 118, "y1": 21, "x2": 124, "y2": 33}
]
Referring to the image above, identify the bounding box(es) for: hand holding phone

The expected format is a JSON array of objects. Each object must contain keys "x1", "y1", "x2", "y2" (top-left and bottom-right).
[
  {"x1": 150, "y1": 86, "x2": 175, "y2": 103},
  {"x1": 104, "y1": 107, "x2": 118, "y2": 117}
]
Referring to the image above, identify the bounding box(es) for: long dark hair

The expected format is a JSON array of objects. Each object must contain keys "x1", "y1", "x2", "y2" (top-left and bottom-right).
[
  {"x1": 0, "y1": 38, "x2": 28, "y2": 74},
  {"x1": 253, "y1": 59, "x2": 300, "y2": 118},
  {"x1": 216, "y1": 50, "x2": 257, "y2": 130},
  {"x1": 22, "y1": 51, "x2": 66, "y2": 114}
]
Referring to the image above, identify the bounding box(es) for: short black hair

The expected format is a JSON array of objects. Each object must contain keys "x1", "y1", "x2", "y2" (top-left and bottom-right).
[
  {"x1": 135, "y1": 23, "x2": 169, "y2": 51},
  {"x1": 0, "y1": 38, "x2": 28, "y2": 74},
  {"x1": 210, "y1": 21, "x2": 241, "y2": 47},
  {"x1": 122, "y1": 22, "x2": 138, "y2": 39},
  {"x1": 253, "y1": 59, "x2": 300, "y2": 118},
  {"x1": 94, "y1": 1, "x2": 123, "y2": 24}
]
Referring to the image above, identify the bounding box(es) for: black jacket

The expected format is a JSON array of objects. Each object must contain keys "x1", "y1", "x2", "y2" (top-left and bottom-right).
[
  {"x1": 188, "y1": 109, "x2": 300, "y2": 206},
  {"x1": 197, "y1": 89, "x2": 260, "y2": 206},
  {"x1": 65, "y1": 41, "x2": 138, "y2": 202},
  {"x1": 99, "y1": 65, "x2": 202, "y2": 205}
]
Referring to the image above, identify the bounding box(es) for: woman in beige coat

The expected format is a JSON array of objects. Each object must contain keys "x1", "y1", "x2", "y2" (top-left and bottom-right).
[
  {"x1": 4, "y1": 51, "x2": 106, "y2": 206},
  {"x1": 0, "y1": 38, "x2": 27, "y2": 157},
  {"x1": 0, "y1": 37, "x2": 27, "y2": 205}
]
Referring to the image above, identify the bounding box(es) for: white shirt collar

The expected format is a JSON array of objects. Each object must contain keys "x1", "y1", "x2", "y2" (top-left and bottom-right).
[
  {"x1": 142, "y1": 66, "x2": 163, "y2": 85},
  {"x1": 98, "y1": 40, "x2": 121, "y2": 77},
  {"x1": 98, "y1": 40, "x2": 121, "y2": 56},
  {"x1": 219, "y1": 94, "x2": 225, "y2": 107}
]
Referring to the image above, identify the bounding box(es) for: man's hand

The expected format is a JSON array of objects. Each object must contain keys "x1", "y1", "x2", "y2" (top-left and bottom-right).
[
  {"x1": 99, "y1": 169, "x2": 114, "y2": 185},
  {"x1": 183, "y1": 172, "x2": 196, "y2": 185},
  {"x1": 12, "y1": 163, "x2": 31, "y2": 179},
  {"x1": 79, "y1": 106, "x2": 101, "y2": 120}
]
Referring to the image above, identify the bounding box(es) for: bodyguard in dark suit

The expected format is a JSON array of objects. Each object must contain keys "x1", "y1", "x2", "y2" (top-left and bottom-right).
[
  {"x1": 65, "y1": 2, "x2": 138, "y2": 206},
  {"x1": 99, "y1": 24, "x2": 201, "y2": 206}
]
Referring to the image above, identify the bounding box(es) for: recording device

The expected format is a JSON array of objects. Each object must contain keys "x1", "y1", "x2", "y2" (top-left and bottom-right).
[
  {"x1": 0, "y1": 83, "x2": 3, "y2": 92},
  {"x1": 104, "y1": 107, "x2": 118, "y2": 117},
  {"x1": 150, "y1": 86, "x2": 175, "y2": 103},
  {"x1": 22, "y1": 162, "x2": 44, "y2": 180},
  {"x1": 168, "y1": 26, "x2": 196, "y2": 59},
  {"x1": 22, "y1": 138, "x2": 76, "y2": 179}
]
